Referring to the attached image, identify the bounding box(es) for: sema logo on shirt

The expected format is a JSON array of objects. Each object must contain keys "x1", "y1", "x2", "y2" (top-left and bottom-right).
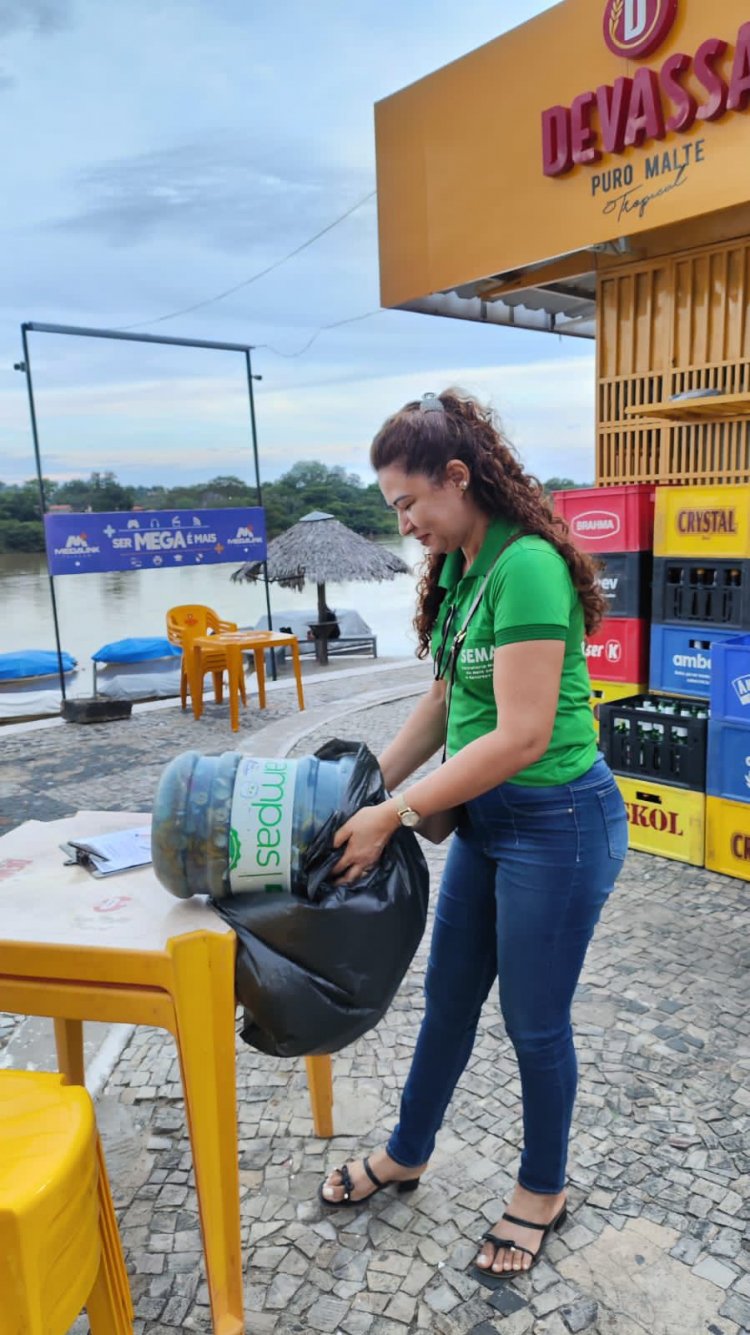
[{"x1": 460, "y1": 643, "x2": 494, "y2": 680}]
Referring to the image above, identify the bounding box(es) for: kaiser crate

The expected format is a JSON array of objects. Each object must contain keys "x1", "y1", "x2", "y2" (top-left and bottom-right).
[
  {"x1": 554, "y1": 484, "x2": 654, "y2": 555},
  {"x1": 649, "y1": 624, "x2": 742, "y2": 700},
  {"x1": 654, "y1": 484, "x2": 750, "y2": 560},
  {"x1": 710, "y1": 634, "x2": 750, "y2": 725},
  {"x1": 585, "y1": 618, "x2": 649, "y2": 684},
  {"x1": 615, "y1": 775, "x2": 706, "y2": 867},
  {"x1": 705, "y1": 796, "x2": 750, "y2": 881},
  {"x1": 652, "y1": 558, "x2": 750, "y2": 630},
  {"x1": 599, "y1": 694, "x2": 707, "y2": 792}
]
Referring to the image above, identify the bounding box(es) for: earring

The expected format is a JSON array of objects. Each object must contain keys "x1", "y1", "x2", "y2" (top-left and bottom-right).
[{"x1": 460, "y1": 481, "x2": 468, "y2": 491}]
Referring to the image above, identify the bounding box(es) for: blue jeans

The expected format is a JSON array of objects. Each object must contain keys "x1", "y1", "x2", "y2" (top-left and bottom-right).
[{"x1": 386, "y1": 756, "x2": 628, "y2": 1194}]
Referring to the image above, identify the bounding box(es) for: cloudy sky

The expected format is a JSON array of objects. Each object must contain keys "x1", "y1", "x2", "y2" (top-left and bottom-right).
[{"x1": 0, "y1": 0, "x2": 596, "y2": 489}]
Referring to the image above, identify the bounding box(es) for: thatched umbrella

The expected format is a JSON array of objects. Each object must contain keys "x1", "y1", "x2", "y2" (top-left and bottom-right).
[{"x1": 231, "y1": 510, "x2": 410, "y2": 662}]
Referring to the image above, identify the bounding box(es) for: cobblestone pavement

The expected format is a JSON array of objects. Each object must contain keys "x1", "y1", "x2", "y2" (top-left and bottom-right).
[{"x1": 2, "y1": 663, "x2": 750, "y2": 1335}]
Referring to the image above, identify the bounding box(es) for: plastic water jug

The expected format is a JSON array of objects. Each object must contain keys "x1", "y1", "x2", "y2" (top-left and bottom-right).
[{"x1": 151, "y1": 749, "x2": 356, "y2": 899}]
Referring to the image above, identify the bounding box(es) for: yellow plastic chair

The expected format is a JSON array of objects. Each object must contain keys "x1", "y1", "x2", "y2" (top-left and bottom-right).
[
  {"x1": 166, "y1": 603, "x2": 247, "y2": 716},
  {"x1": 0, "y1": 1070, "x2": 133, "y2": 1334}
]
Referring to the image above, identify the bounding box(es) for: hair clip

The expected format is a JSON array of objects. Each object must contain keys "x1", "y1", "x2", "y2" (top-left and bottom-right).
[{"x1": 419, "y1": 393, "x2": 445, "y2": 414}]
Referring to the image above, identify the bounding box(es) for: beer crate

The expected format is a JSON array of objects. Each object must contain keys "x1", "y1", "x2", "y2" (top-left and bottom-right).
[
  {"x1": 554, "y1": 484, "x2": 655, "y2": 554},
  {"x1": 710, "y1": 633, "x2": 750, "y2": 725},
  {"x1": 705, "y1": 796, "x2": 750, "y2": 881},
  {"x1": 597, "y1": 552, "x2": 653, "y2": 619},
  {"x1": 654, "y1": 484, "x2": 750, "y2": 559},
  {"x1": 706, "y1": 720, "x2": 750, "y2": 803},
  {"x1": 585, "y1": 617, "x2": 649, "y2": 684},
  {"x1": 652, "y1": 558, "x2": 750, "y2": 630},
  {"x1": 649, "y1": 624, "x2": 741, "y2": 700},
  {"x1": 615, "y1": 775, "x2": 705, "y2": 867},
  {"x1": 599, "y1": 694, "x2": 707, "y2": 792},
  {"x1": 590, "y1": 679, "x2": 647, "y2": 737}
]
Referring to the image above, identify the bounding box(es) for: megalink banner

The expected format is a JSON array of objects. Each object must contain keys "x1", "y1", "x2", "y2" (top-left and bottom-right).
[{"x1": 44, "y1": 507, "x2": 266, "y2": 575}]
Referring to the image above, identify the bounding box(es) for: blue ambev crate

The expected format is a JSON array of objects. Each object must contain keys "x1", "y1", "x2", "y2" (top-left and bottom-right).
[
  {"x1": 649, "y1": 624, "x2": 742, "y2": 700},
  {"x1": 710, "y1": 634, "x2": 750, "y2": 725},
  {"x1": 707, "y1": 720, "x2": 750, "y2": 803}
]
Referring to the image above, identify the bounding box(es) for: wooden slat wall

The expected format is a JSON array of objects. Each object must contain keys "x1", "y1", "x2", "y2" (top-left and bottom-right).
[{"x1": 596, "y1": 237, "x2": 750, "y2": 485}]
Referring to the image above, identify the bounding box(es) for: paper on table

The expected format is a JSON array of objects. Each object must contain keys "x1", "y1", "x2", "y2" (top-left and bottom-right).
[{"x1": 60, "y1": 825, "x2": 152, "y2": 877}]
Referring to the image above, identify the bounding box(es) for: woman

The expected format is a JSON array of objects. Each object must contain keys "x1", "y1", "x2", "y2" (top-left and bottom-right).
[{"x1": 320, "y1": 390, "x2": 628, "y2": 1280}]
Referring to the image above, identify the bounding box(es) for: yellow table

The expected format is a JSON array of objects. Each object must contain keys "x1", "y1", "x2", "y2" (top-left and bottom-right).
[
  {"x1": 191, "y1": 630, "x2": 305, "y2": 731},
  {"x1": 0, "y1": 812, "x2": 333, "y2": 1335}
]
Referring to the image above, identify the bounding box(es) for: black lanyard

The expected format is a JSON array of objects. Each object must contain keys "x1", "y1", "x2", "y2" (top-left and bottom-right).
[{"x1": 437, "y1": 530, "x2": 527, "y2": 760}]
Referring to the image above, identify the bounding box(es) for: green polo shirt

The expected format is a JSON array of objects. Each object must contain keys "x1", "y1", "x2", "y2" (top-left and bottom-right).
[{"x1": 432, "y1": 517, "x2": 598, "y2": 786}]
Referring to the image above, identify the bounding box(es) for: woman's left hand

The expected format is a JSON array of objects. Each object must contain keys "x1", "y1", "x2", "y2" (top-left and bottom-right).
[{"x1": 332, "y1": 802, "x2": 398, "y2": 883}]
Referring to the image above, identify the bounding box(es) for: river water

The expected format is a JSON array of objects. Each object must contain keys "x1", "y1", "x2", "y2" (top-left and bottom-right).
[{"x1": 0, "y1": 536, "x2": 423, "y2": 697}]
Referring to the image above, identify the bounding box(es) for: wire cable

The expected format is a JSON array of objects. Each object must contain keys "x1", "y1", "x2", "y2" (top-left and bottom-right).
[
  {"x1": 119, "y1": 190, "x2": 376, "y2": 331},
  {"x1": 260, "y1": 307, "x2": 383, "y2": 358}
]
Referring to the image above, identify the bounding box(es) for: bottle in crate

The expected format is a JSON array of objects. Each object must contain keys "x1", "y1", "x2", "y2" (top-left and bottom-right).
[
  {"x1": 598, "y1": 693, "x2": 707, "y2": 791},
  {"x1": 652, "y1": 557, "x2": 750, "y2": 629},
  {"x1": 589, "y1": 679, "x2": 647, "y2": 737}
]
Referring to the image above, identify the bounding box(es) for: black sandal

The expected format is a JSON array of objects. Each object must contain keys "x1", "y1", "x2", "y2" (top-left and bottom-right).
[
  {"x1": 319, "y1": 1155, "x2": 421, "y2": 1209},
  {"x1": 474, "y1": 1202, "x2": 567, "y2": 1278}
]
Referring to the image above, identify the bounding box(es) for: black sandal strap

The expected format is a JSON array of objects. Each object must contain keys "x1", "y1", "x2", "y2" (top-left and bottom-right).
[
  {"x1": 502, "y1": 1210, "x2": 548, "y2": 1232},
  {"x1": 481, "y1": 1232, "x2": 535, "y2": 1260},
  {"x1": 362, "y1": 1156, "x2": 384, "y2": 1190},
  {"x1": 339, "y1": 1163, "x2": 354, "y2": 1200}
]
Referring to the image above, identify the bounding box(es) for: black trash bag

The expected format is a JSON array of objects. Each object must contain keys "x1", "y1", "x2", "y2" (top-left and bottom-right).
[{"x1": 213, "y1": 739, "x2": 429, "y2": 1057}]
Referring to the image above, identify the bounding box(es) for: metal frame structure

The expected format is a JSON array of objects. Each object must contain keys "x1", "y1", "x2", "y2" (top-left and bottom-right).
[{"x1": 16, "y1": 320, "x2": 273, "y2": 700}]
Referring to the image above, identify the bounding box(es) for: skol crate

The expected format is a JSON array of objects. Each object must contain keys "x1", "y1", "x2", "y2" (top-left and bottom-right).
[
  {"x1": 654, "y1": 484, "x2": 750, "y2": 560},
  {"x1": 649, "y1": 624, "x2": 742, "y2": 700},
  {"x1": 554, "y1": 485, "x2": 655, "y2": 554},
  {"x1": 705, "y1": 796, "x2": 750, "y2": 882},
  {"x1": 706, "y1": 721, "x2": 750, "y2": 803},
  {"x1": 585, "y1": 618, "x2": 649, "y2": 684},
  {"x1": 615, "y1": 775, "x2": 705, "y2": 867},
  {"x1": 710, "y1": 634, "x2": 750, "y2": 725},
  {"x1": 589, "y1": 680, "x2": 647, "y2": 737},
  {"x1": 597, "y1": 552, "x2": 653, "y2": 619},
  {"x1": 652, "y1": 558, "x2": 750, "y2": 630},
  {"x1": 600, "y1": 695, "x2": 708, "y2": 792}
]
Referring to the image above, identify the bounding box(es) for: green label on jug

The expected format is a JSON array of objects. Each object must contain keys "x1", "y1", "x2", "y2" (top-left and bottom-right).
[{"x1": 229, "y1": 756, "x2": 297, "y2": 894}]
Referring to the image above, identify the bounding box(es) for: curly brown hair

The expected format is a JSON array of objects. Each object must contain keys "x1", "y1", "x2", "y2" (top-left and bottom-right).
[{"x1": 370, "y1": 388, "x2": 606, "y2": 657}]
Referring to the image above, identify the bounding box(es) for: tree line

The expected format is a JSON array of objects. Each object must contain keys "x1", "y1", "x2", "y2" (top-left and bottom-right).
[{"x1": 0, "y1": 465, "x2": 588, "y2": 553}]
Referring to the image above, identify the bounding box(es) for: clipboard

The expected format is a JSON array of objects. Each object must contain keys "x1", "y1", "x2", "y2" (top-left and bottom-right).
[{"x1": 60, "y1": 825, "x2": 152, "y2": 878}]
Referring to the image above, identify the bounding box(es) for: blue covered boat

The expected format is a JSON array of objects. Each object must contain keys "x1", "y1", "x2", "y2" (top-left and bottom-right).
[{"x1": 0, "y1": 650, "x2": 77, "y2": 685}]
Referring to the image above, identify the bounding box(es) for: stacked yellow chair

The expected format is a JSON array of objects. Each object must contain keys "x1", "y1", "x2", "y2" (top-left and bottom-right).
[
  {"x1": 166, "y1": 602, "x2": 247, "y2": 717},
  {"x1": 0, "y1": 1070, "x2": 133, "y2": 1334}
]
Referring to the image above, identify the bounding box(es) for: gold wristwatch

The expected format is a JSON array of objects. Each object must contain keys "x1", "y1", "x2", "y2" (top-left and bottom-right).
[{"x1": 393, "y1": 793, "x2": 421, "y2": 829}]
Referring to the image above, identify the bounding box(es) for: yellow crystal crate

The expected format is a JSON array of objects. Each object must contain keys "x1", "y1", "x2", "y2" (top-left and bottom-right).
[
  {"x1": 589, "y1": 680, "x2": 647, "y2": 737},
  {"x1": 654, "y1": 485, "x2": 750, "y2": 560},
  {"x1": 615, "y1": 775, "x2": 705, "y2": 867},
  {"x1": 705, "y1": 796, "x2": 750, "y2": 882}
]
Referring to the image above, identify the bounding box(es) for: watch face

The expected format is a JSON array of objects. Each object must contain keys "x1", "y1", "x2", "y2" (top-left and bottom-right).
[{"x1": 399, "y1": 808, "x2": 421, "y2": 829}]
